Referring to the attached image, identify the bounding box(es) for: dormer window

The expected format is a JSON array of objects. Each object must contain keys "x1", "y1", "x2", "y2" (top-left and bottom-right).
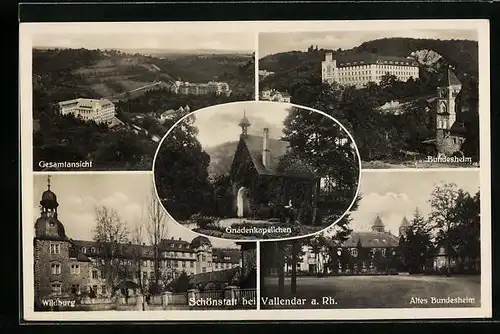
[
  {"x1": 81, "y1": 247, "x2": 86, "y2": 253},
  {"x1": 91, "y1": 247, "x2": 96, "y2": 254}
]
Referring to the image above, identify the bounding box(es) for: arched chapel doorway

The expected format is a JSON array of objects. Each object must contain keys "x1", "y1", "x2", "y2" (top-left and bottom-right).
[{"x1": 237, "y1": 187, "x2": 250, "y2": 218}]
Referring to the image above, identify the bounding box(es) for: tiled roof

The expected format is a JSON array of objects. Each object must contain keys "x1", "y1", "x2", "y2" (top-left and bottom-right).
[
  {"x1": 449, "y1": 120, "x2": 468, "y2": 136},
  {"x1": 342, "y1": 232, "x2": 400, "y2": 248},
  {"x1": 241, "y1": 135, "x2": 316, "y2": 178},
  {"x1": 400, "y1": 216, "x2": 410, "y2": 227},
  {"x1": 190, "y1": 236, "x2": 211, "y2": 249}
]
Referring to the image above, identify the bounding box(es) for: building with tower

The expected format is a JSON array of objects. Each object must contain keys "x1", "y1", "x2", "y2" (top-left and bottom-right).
[
  {"x1": 321, "y1": 51, "x2": 419, "y2": 88},
  {"x1": 434, "y1": 68, "x2": 468, "y2": 157},
  {"x1": 273, "y1": 215, "x2": 410, "y2": 275},
  {"x1": 229, "y1": 112, "x2": 319, "y2": 220},
  {"x1": 33, "y1": 177, "x2": 243, "y2": 306}
]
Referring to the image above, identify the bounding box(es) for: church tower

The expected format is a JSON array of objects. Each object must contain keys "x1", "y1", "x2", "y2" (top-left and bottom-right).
[
  {"x1": 399, "y1": 216, "x2": 411, "y2": 237},
  {"x1": 372, "y1": 215, "x2": 385, "y2": 233},
  {"x1": 238, "y1": 111, "x2": 251, "y2": 137},
  {"x1": 436, "y1": 67, "x2": 462, "y2": 156}
]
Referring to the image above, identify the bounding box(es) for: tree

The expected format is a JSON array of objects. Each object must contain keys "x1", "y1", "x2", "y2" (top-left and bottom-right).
[
  {"x1": 282, "y1": 105, "x2": 360, "y2": 227},
  {"x1": 447, "y1": 190, "x2": 480, "y2": 272},
  {"x1": 92, "y1": 205, "x2": 130, "y2": 288},
  {"x1": 401, "y1": 208, "x2": 433, "y2": 274},
  {"x1": 130, "y1": 223, "x2": 145, "y2": 292},
  {"x1": 428, "y1": 182, "x2": 460, "y2": 275},
  {"x1": 145, "y1": 186, "x2": 168, "y2": 293},
  {"x1": 154, "y1": 113, "x2": 213, "y2": 220}
]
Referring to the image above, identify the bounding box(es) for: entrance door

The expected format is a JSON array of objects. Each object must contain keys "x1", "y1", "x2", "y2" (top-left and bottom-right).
[{"x1": 237, "y1": 187, "x2": 249, "y2": 217}]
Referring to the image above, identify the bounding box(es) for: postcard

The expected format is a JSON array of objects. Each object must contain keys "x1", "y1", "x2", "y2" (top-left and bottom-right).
[{"x1": 20, "y1": 19, "x2": 491, "y2": 321}]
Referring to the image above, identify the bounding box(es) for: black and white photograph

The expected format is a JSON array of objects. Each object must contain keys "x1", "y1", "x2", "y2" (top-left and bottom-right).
[
  {"x1": 153, "y1": 101, "x2": 361, "y2": 240},
  {"x1": 260, "y1": 170, "x2": 481, "y2": 309},
  {"x1": 32, "y1": 25, "x2": 255, "y2": 172},
  {"x1": 32, "y1": 174, "x2": 257, "y2": 311},
  {"x1": 259, "y1": 30, "x2": 480, "y2": 169}
]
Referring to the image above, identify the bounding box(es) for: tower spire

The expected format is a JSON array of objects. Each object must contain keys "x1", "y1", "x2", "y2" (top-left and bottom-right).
[
  {"x1": 47, "y1": 175, "x2": 51, "y2": 190},
  {"x1": 238, "y1": 110, "x2": 251, "y2": 137}
]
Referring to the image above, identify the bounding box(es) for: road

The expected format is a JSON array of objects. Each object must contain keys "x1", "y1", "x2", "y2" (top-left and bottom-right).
[{"x1": 261, "y1": 275, "x2": 481, "y2": 309}]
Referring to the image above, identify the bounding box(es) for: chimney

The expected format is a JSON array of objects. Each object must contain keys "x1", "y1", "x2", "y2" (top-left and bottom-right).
[
  {"x1": 262, "y1": 128, "x2": 270, "y2": 168},
  {"x1": 171, "y1": 237, "x2": 174, "y2": 240},
  {"x1": 142, "y1": 243, "x2": 145, "y2": 246},
  {"x1": 178, "y1": 238, "x2": 182, "y2": 241}
]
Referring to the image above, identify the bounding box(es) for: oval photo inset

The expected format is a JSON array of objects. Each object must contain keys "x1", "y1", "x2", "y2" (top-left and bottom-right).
[{"x1": 153, "y1": 101, "x2": 361, "y2": 241}]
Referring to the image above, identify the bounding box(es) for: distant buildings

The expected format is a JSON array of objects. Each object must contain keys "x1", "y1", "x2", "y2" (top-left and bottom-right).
[
  {"x1": 321, "y1": 52, "x2": 420, "y2": 88},
  {"x1": 260, "y1": 89, "x2": 291, "y2": 103},
  {"x1": 170, "y1": 81, "x2": 231, "y2": 96},
  {"x1": 158, "y1": 105, "x2": 191, "y2": 124},
  {"x1": 57, "y1": 98, "x2": 116, "y2": 126},
  {"x1": 259, "y1": 69, "x2": 275, "y2": 79}
]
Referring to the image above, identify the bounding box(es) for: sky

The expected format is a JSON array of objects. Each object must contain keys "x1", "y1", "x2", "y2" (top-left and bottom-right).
[
  {"x1": 259, "y1": 29, "x2": 479, "y2": 57},
  {"x1": 32, "y1": 32, "x2": 255, "y2": 52},
  {"x1": 348, "y1": 170, "x2": 480, "y2": 236},
  {"x1": 190, "y1": 102, "x2": 292, "y2": 149},
  {"x1": 32, "y1": 173, "x2": 238, "y2": 248}
]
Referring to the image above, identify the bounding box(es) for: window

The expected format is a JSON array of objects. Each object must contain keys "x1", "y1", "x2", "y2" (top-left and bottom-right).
[
  {"x1": 101, "y1": 285, "x2": 107, "y2": 295},
  {"x1": 71, "y1": 284, "x2": 80, "y2": 295},
  {"x1": 174, "y1": 260, "x2": 178, "y2": 267},
  {"x1": 182, "y1": 261, "x2": 186, "y2": 267},
  {"x1": 92, "y1": 285, "x2": 98, "y2": 295},
  {"x1": 91, "y1": 247, "x2": 96, "y2": 254},
  {"x1": 51, "y1": 283, "x2": 62, "y2": 295},
  {"x1": 142, "y1": 260, "x2": 147, "y2": 267},
  {"x1": 70, "y1": 264, "x2": 80, "y2": 275},
  {"x1": 51, "y1": 263, "x2": 61, "y2": 275},
  {"x1": 150, "y1": 272, "x2": 155, "y2": 280},
  {"x1": 92, "y1": 270, "x2": 98, "y2": 279},
  {"x1": 190, "y1": 262, "x2": 194, "y2": 268},
  {"x1": 142, "y1": 271, "x2": 147, "y2": 282},
  {"x1": 50, "y1": 243, "x2": 61, "y2": 255},
  {"x1": 202, "y1": 267, "x2": 206, "y2": 273},
  {"x1": 81, "y1": 247, "x2": 86, "y2": 253},
  {"x1": 351, "y1": 248, "x2": 358, "y2": 258}
]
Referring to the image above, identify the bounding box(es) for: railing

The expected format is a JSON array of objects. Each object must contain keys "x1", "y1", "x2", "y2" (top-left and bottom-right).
[
  {"x1": 199, "y1": 290, "x2": 224, "y2": 300},
  {"x1": 237, "y1": 288, "x2": 257, "y2": 304}
]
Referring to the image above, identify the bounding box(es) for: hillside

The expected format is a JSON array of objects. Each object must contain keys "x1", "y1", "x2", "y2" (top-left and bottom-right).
[
  {"x1": 204, "y1": 141, "x2": 239, "y2": 177},
  {"x1": 259, "y1": 37, "x2": 478, "y2": 99}
]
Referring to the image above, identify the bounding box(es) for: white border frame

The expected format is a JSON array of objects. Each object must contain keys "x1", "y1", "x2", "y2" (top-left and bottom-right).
[{"x1": 20, "y1": 19, "x2": 491, "y2": 321}]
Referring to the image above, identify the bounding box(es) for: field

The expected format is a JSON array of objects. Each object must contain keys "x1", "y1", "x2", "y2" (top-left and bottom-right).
[{"x1": 261, "y1": 275, "x2": 481, "y2": 309}]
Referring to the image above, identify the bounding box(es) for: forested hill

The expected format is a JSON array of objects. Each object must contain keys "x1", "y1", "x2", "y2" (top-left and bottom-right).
[
  {"x1": 259, "y1": 38, "x2": 478, "y2": 96},
  {"x1": 351, "y1": 38, "x2": 478, "y2": 78}
]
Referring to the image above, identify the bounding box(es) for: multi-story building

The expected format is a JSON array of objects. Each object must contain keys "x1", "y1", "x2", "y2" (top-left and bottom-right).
[
  {"x1": 170, "y1": 81, "x2": 231, "y2": 96},
  {"x1": 33, "y1": 178, "x2": 241, "y2": 302},
  {"x1": 321, "y1": 52, "x2": 420, "y2": 88},
  {"x1": 57, "y1": 98, "x2": 116, "y2": 125}
]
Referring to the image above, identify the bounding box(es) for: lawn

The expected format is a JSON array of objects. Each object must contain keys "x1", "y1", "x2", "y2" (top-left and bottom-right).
[{"x1": 261, "y1": 275, "x2": 481, "y2": 309}]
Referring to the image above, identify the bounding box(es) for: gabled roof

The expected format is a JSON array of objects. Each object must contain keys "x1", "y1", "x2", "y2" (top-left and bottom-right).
[
  {"x1": 342, "y1": 231, "x2": 399, "y2": 248},
  {"x1": 240, "y1": 135, "x2": 317, "y2": 178}
]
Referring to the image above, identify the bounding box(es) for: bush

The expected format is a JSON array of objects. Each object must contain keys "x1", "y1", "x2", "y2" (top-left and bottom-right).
[{"x1": 190, "y1": 213, "x2": 215, "y2": 229}]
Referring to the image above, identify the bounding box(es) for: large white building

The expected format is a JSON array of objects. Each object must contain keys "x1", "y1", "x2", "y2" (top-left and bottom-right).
[
  {"x1": 170, "y1": 81, "x2": 231, "y2": 96},
  {"x1": 58, "y1": 98, "x2": 116, "y2": 125},
  {"x1": 321, "y1": 52, "x2": 420, "y2": 88}
]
